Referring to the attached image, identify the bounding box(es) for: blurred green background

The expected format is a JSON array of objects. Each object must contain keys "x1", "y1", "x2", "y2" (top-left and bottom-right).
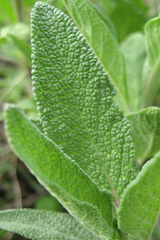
[{"x1": 0, "y1": 0, "x2": 160, "y2": 239}]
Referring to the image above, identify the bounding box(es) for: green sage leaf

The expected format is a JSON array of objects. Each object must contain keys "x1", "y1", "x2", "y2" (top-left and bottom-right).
[
  {"x1": 31, "y1": 2, "x2": 139, "y2": 200},
  {"x1": 121, "y1": 32, "x2": 146, "y2": 112},
  {"x1": 118, "y1": 152, "x2": 160, "y2": 239},
  {"x1": 5, "y1": 105, "x2": 113, "y2": 239},
  {"x1": 127, "y1": 107, "x2": 160, "y2": 165},
  {"x1": 143, "y1": 16, "x2": 160, "y2": 107},
  {"x1": 0, "y1": 209, "x2": 100, "y2": 240}
]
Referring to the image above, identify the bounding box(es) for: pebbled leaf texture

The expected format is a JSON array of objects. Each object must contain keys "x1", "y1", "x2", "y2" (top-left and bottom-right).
[
  {"x1": 5, "y1": 105, "x2": 114, "y2": 239},
  {"x1": 62, "y1": 0, "x2": 130, "y2": 113},
  {"x1": 31, "y1": 1, "x2": 139, "y2": 200},
  {"x1": 127, "y1": 107, "x2": 160, "y2": 165},
  {"x1": 0, "y1": 209, "x2": 100, "y2": 240},
  {"x1": 118, "y1": 152, "x2": 160, "y2": 240}
]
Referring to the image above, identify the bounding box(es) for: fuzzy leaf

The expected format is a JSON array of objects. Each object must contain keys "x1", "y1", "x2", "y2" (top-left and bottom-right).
[
  {"x1": 127, "y1": 107, "x2": 160, "y2": 165},
  {"x1": 118, "y1": 152, "x2": 160, "y2": 240},
  {"x1": 121, "y1": 33, "x2": 146, "y2": 112},
  {"x1": 5, "y1": 105, "x2": 114, "y2": 239},
  {"x1": 31, "y1": 2, "x2": 139, "y2": 200},
  {"x1": 0, "y1": 209, "x2": 100, "y2": 240},
  {"x1": 62, "y1": 0, "x2": 130, "y2": 113}
]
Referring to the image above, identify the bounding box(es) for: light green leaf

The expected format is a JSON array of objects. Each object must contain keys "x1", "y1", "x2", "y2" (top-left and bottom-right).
[
  {"x1": 118, "y1": 152, "x2": 160, "y2": 240},
  {"x1": 121, "y1": 32, "x2": 146, "y2": 112},
  {"x1": 9, "y1": 35, "x2": 31, "y2": 67},
  {"x1": 0, "y1": 0, "x2": 17, "y2": 24},
  {"x1": 143, "y1": 16, "x2": 160, "y2": 107},
  {"x1": 6, "y1": 105, "x2": 114, "y2": 239},
  {"x1": 62, "y1": 0, "x2": 130, "y2": 113},
  {"x1": 31, "y1": 2, "x2": 139, "y2": 200},
  {"x1": 0, "y1": 209, "x2": 100, "y2": 240},
  {"x1": 145, "y1": 16, "x2": 160, "y2": 68},
  {"x1": 127, "y1": 107, "x2": 160, "y2": 165},
  {"x1": 0, "y1": 23, "x2": 30, "y2": 42},
  {"x1": 109, "y1": 0, "x2": 147, "y2": 42}
]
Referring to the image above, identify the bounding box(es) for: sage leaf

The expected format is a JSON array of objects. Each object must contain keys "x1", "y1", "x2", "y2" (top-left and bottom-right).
[
  {"x1": 143, "y1": 16, "x2": 160, "y2": 107},
  {"x1": 31, "y1": 2, "x2": 139, "y2": 199},
  {"x1": 121, "y1": 33, "x2": 146, "y2": 112},
  {"x1": 118, "y1": 152, "x2": 160, "y2": 240},
  {"x1": 5, "y1": 105, "x2": 114, "y2": 239},
  {"x1": 127, "y1": 107, "x2": 160, "y2": 165},
  {"x1": 62, "y1": 0, "x2": 130, "y2": 113},
  {"x1": 0, "y1": 209, "x2": 100, "y2": 240}
]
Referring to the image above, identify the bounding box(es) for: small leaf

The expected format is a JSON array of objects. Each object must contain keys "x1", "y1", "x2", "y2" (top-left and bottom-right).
[
  {"x1": 0, "y1": 209, "x2": 100, "y2": 240},
  {"x1": 145, "y1": 16, "x2": 160, "y2": 68},
  {"x1": 143, "y1": 16, "x2": 160, "y2": 107},
  {"x1": 127, "y1": 107, "x2": 160, "y2": 165},
  {"x1": 118, "y1": 152, "x2": 160, "y2": 239},
  {"x1": 31, "y1": 1, "x2": 139, "y2": 200},
  {"x1": 121, "y1": 32, "x2": 146, "y2": 112},
  {"x1": 5, "y1": 105, "x2": 114, "y2": 239}
]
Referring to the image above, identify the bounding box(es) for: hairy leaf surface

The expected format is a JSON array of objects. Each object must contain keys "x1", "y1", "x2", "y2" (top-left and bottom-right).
[
  {"x1": 127, "y1": 107, "x2": 160, "y2": 165},
  {"x1": 121, "y1": 33, "x2": 146, "y2": 112},
  {"x1": 6, "y1": 105, "x2": 113, "y2": 239},
  {"x1": 31, "y1": 2, "x2": 138, "y2": 199},
  {"x1": 118, "y1": 152, "x2": 160, "y2": 239},
  {"x1": 0, "y1": 209, "x2": 100, "y2": 240},
  {"x1": 62, "y1": 0, "x2": 130, "y2": 113}
]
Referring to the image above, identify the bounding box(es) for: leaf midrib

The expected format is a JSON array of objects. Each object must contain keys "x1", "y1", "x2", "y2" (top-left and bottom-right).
[{"x1": 63, "y1": 56, "x2": 119, "y2": 205}]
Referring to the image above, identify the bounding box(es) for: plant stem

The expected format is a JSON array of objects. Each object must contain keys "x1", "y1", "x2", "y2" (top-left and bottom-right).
[{"x1": 13, "y1": 0, "x2": 24, "y2": 22}]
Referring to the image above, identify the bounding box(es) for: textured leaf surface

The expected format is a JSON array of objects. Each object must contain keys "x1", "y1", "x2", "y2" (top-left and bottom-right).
[
  {"x1": 0, "y1": 209, "x2": 100, "y2": 240},
  {"x1": 31, "y1": 2, "x2": 138, "y2": 199},
  {"x1": 6, "y1": 105, "x2": 114, "y2": 239},
  {"x1": 121, "y1": 33, "x2": 146, "y2": 112},
  {"x1": 143, "y1": 16, "x2": 160, "y2": 107},
  {"x1": 63, "y1": 0, "x2": 129, "y2": 113},
  {"x1": 127, "y1": 107, "x2": 160, "y2": 165},
  {"x1": 118, "y1": 152, "x2": 160, "y2": 240}
]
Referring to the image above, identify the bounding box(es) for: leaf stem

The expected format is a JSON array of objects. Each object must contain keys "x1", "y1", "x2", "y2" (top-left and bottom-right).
[{"x1": 13, "y1": 0, "x2": 24, "y2": 23}]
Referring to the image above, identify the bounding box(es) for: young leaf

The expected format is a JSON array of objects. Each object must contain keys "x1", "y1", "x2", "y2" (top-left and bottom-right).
[
  {"x1": 143, "y1": 16, "x2": 160, "y2": 107},
  {"x1": 127, "y1": 107, "x2": 160, "y2": 165},
  {"x1": 118, "y1": 152, "x2": 160, "y2": 240},
  {"x1": 31, "y1": 2, "x2": 139, "y2": 200},
  {"x1": 121, "y1": 33, "x2": 146, "y2": 112},
  {"x1": 145, "y1": 16, "x2": 160, "y2": 68},
  {"x1": 0, "y1": 209, "x2": 100, "y2": 240},
  {"x1": 5, "y1": 105, "x2": 114, "y2": 239},
  {"x1": 62, "y1": 0, "x2": 130, "y2": 113}
]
